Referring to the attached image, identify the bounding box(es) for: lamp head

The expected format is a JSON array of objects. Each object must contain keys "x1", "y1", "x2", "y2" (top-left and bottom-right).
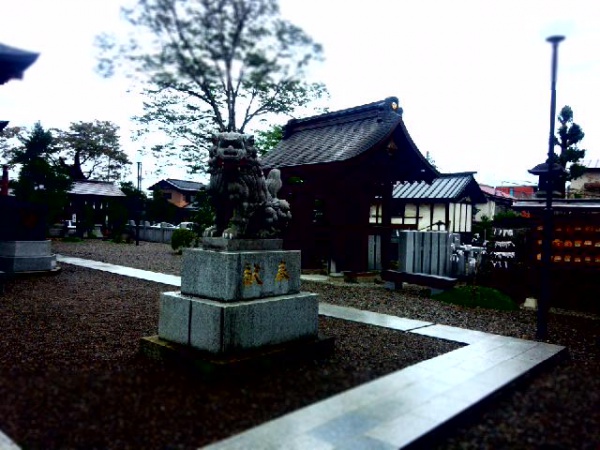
[{"x1": 546, "y1": 35, "x2": 565, "y2": 45}]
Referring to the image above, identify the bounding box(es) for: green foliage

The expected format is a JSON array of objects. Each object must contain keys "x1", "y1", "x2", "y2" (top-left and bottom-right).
[
  {"x1": 0, "y1": 125, "x2": 21, "y2": 165},
  {"x1": 54, "y1": 120, "x2": 130, "y2": 181},
  {"x1": 61, "y1": 236, "x2": 83, "y2": 243},
  {"x1": 171, "y1": 228, "x2": 198, "y2": 252},
  {"x1": 255, "y1": 124, "x2": 283, "y2": 156},
  {"x1": 555, "y1": 105, "x2": 586, "y2": 181},
  {"x1": 120, "y1": 180, "x2": 147, "y2": 220},
  {"x1": 494, "y1": 210, "x2": 520, "y2": 221},
  {"x1": 425, "y1": 151, "x2": 438, "y2": 170},
  {"x1": 10, "y1": 123, "x2": 73, "y2": 225},
  {"x1": 472, "y1": 215, "x2": 492, "y2": 243},
  {"x1": 432, "y1": 286, "x2": 519, "y2": 311},
  {"x1": 146, "y1": 189, "x2": 179, "y2": 224},
  {"x1": 190, "y1": 189, "x2": 215, "y2": 234},
  {"x1": 96, "y1": 0, "x2": 328, "y2": 174}
]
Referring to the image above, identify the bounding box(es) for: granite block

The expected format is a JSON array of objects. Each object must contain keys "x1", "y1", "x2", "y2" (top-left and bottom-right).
[
  {"x1": 0, "y1": 240, "x2": 52, "y2": 257},
  {"x1": 159, "y1": 291, "x2": 319, "y2": 353},
  {"x1": 181, "y1": 248, "x2": 301, "y2": 301},
  {"x1": 218, "y1": 292, "x2": 319, "y2": 352},
  {"x1": 158, "y1": 292, "x2": 191, "y2": 345},
  {"x1": 0, "y1": 254, "x2": 56, "y2": 272}
]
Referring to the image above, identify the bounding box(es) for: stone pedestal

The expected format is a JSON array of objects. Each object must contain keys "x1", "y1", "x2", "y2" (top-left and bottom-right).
[
  {"x1": 159, "y1": 292, "x2": 318, "y2": 353},
  {"x1": 0, "y1": 240, "x2": 57, "y2": 273},
  {"x1": 153, "y1": 238, "x2": 324, "y2": 357}
]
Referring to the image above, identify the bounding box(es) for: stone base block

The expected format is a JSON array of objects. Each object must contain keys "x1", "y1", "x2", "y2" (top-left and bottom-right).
[
  {"x1": 158, "y1": 291, "x2": 319, "y2": 353},
  {"x1": 0, "y1": 240, "x2": 51, "y2": 257},
  {"x1": 140, "y1": 334, "x2": 334, "y2": 378},
  {"x1": 0, "y1": 255, "x2": 57, "y2": 272},
  {"x1": 0, "y1": 240, "x2": 56, "y2": 273},
  {"x1": 181, "y1": 248, "x2": 301, "y2": 301}
]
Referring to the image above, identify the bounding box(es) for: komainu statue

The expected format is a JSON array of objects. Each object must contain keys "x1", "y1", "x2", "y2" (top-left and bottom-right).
[{"x1": 203, "y1": 132, "x2": 291, "y2": 239}]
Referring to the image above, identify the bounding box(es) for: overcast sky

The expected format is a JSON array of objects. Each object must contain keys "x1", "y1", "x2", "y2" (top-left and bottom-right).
[{"x1": 1, "y1": 0, "x2": 599, "y2": 188}]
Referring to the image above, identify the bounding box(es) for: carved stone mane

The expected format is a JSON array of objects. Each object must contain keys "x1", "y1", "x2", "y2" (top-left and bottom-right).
[{"x1": 203, "y1": 132, "x2": 291, "y2": 239}]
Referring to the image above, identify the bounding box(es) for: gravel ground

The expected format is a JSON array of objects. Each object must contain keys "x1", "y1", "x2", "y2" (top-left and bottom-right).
[{"x1": 1, "y1": 239, "x2": 596, "y2": 449}]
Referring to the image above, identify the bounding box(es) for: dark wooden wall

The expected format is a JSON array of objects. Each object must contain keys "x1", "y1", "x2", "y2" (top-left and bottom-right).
[{"x1": 277, "y1": 136, "x2": 420, "y2": 272}]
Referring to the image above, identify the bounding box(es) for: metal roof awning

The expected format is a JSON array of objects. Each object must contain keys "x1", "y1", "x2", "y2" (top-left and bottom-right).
[{"x1": 513, "y1": 200, "x2": 600, "y2": 211}]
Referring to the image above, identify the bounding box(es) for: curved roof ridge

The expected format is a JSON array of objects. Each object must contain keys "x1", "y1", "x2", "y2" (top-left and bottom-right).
[{"x1": 282, "y1": 97, "x2": 401, "y2": 138}]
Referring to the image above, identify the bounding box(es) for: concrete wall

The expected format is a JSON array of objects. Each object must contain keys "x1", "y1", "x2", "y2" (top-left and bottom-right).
[
  {"x1": 394, "y1": 231, "x2": 458, "y2": 277},
  {"x1": 128, "y1": 223, "x2": 176, "y2": 244},
  {"x1": 569, "y1": 171, "x2": 600, "y2": 197}
]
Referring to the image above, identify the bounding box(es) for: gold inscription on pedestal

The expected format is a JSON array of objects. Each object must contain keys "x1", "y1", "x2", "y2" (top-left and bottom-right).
[
  {"x1": 243, "y1": 263, "x2": 253, "y2": 286},
  {"x1": 275, "y1": 261, "x2": 290, "y2": 282},
  {"x1": 243, "y1": 263, "x2": 264, "y2": 286}
]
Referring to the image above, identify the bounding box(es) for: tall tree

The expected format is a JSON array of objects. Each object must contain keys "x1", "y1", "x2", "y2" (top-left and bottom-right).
[
  {"x1": 10, "y1": 122, "x2": 72, "y2": 224},
  {"x1": 0, "y1": 126, "x2": 20, "y2": 165},
  {"x1": 555, "y1": 105, "x2": 586, "y2": 181},
  {"x1": 54, "y1": 120, "x2": 131, "y2": 181},
  {"x1": 96, "y1": 0, "x2": 327, "y2": 174},
  {"x1": 254, "y1": 123, "x2": 283, "y2": 156}
]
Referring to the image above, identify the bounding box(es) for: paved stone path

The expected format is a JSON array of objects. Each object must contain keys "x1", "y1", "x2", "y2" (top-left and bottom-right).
[{"x1": 0, "y1": 256, "x2": 566, "y2": 450}]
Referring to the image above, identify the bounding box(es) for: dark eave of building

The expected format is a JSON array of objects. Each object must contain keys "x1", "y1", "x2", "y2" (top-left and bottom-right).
[
  {"x1": 147, "y1": 178, "x2": 205, "y2": 192},
  {"x1": 0, "y1": 43, "x2": 39, "y2": 85}
]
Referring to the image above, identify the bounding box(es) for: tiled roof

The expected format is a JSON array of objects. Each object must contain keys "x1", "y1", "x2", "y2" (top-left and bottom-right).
[
  {"x1": 261, "y1": 97, "x2": 406, "y2": 168},
  {"x1": 394, "y1": 172, "x2": 486, "y2": 203},
  {"x1": 68, "y1": 181, "x2": 125, "y2": 197},
  {"x1": 581, "y1": 159, "x2": 600, "y2": 170},
  {"x1": 479, "y1": 184, "x2": 515, "y2": 199},
  {"x1": 148, "y1": 179, "x2": 205, "y2": 192}
]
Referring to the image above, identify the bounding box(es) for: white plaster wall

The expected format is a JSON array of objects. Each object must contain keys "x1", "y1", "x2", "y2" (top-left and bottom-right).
[
  {"x1": 474, "y1": 200, "x2": 496, "y2": 222},
  {"x1": 417, "y1": 204, "x2": 431, "y2": 230},
  {"x1": 432, "y1": 203, "x2": 447, "y2": 230}
]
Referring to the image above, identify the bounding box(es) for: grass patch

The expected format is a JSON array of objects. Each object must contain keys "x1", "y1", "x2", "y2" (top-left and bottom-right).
[
  {"x1": 432, "y1": 285, "x2": 519, "y2": 311},
  {"x1": 61, "y1": 236, "x2": 84, "y2": 243}
]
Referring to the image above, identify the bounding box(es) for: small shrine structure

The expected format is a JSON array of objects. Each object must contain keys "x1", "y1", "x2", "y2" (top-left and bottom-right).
[{"x1": 261, "y1": 97, "x2": 438, "y2": 273}]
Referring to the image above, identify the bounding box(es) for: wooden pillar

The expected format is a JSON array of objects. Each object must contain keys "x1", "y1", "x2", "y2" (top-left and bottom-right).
[{"x1": 380, "y1": 182, "x2": 393, "y2": 270}]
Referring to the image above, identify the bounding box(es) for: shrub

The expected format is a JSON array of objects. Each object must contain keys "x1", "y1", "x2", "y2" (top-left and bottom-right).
[
  {"x1": 61, "y1": 236, "x2": 83, "y2": 243},
  {"x1": 171, "y1": 228, "x2": 198, "y2": 253},
  {"x1": 432, "y1": 285, "x2": 519, "y2": 311}
]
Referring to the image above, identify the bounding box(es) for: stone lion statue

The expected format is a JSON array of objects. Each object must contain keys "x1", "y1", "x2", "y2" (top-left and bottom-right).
[{"x1": 203, "y1": 132, "x2": 291, "y2": 239}]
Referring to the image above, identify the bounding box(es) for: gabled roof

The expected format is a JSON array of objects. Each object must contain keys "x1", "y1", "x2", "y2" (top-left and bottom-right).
[
  {"x1": 148, "y1": 179, "x2": 205, "y2": 192},
  {"x1": 261, "y1": 97, "x2": 434, "y2": 174},
  {"x1": 68, "y1": 180, "x2": 125, "y2": 197},
  {"x1": 393, "y1": 172, "x2": 487, "y2": 204}
]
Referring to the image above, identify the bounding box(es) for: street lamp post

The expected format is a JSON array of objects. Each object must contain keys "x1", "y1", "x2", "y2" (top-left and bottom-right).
[
  {"x1": 136, "y1": 161, "x2": 142, "y2": 246},
  {"x1": 538, "y1": 35, "x2": 565, "y2": 340}
]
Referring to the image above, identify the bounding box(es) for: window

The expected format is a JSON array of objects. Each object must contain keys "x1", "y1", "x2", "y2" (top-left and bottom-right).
[
  {"x1": 370, "y1": 196, "x2": 383, "y2": 224},
  {"x1": 163, "y1": 192, "x2": 172, "y2": 200}
]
